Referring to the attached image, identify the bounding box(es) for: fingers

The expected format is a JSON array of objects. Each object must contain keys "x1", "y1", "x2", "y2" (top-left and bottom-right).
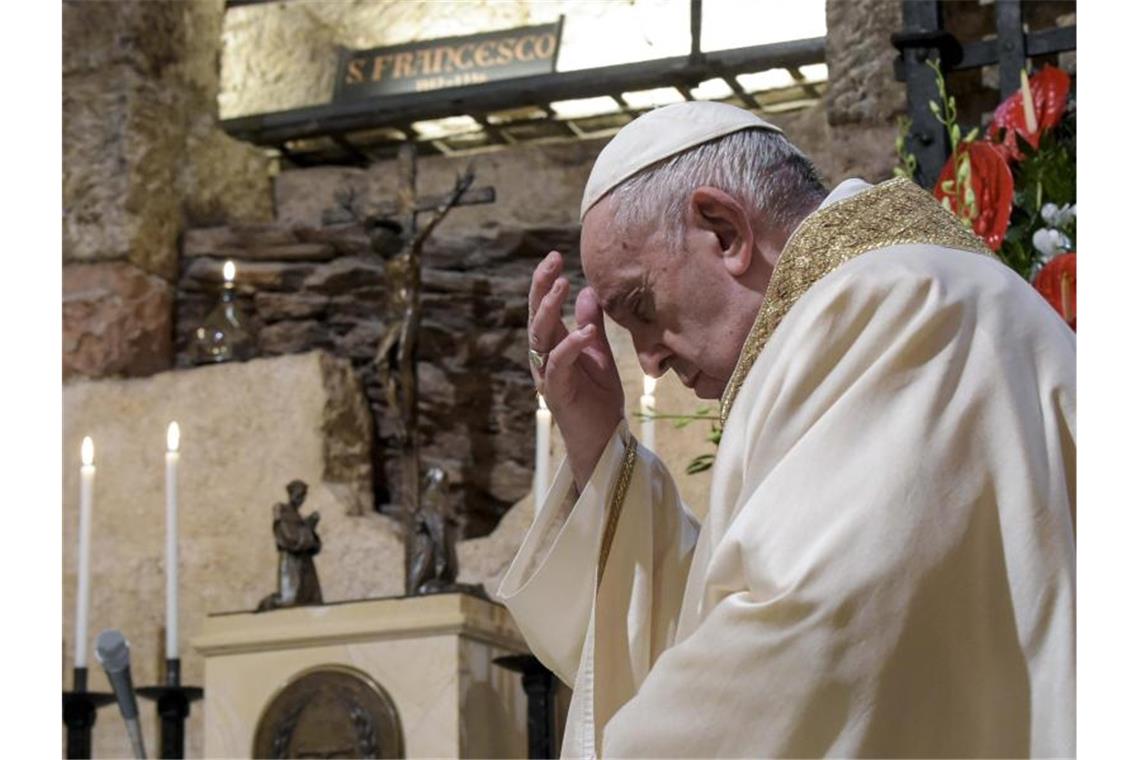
[
  {"x1": 573, "y1": 287, "x2": 615, "y2": 374},
  {"x1": 574, "y1": 287, "x2": 611, "y2": 347},
  {"x1": 528, "y1": 251, "x2": 563, "y2": 322},
  {"x1": 530, "y1": 277, "x2": 570, "y2": 351},
  {"x1": 543, "y1": 324, "x2": 597, "y2": 391}
]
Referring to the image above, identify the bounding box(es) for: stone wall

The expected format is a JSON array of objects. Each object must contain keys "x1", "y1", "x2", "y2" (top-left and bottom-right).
[
  {"x1": 175, "y1": 220, "x2": 584, "y2": 538},
  {"x1": 63, "y1": 0, "x2": 273, "y2": 381}
]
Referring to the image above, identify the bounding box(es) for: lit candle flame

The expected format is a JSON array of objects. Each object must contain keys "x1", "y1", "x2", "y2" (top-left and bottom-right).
[
  {"x1": 81, "y1": 436, "x2": 94, "y2": 467},
  {"x1": 167, "y1": 422, "x2": 181, "y2": 453},
  {"x1": 223, "y1": 260, "x2": 236, "y2": 283},
  {"x1": 643, "y1": 374, "x2": 657, "y2": 396},
  {"x1": 537, "y1": 393, "x2": 548, "y2": 412}
]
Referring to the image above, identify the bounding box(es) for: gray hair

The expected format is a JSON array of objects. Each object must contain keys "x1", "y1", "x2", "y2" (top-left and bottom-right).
[{"x1": 606, "y1": 127, "x2": 826, "y2": 247}]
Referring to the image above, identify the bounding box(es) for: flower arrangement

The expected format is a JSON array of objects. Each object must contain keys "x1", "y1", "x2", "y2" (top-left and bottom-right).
[{"x1": 896, "y1": 61, "x2": 1076, "y2": 329}]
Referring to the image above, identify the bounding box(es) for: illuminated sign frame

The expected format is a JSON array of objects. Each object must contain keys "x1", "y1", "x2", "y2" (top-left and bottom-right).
[{"x1": 334, "y1": 19, "x2": 564, "y2": 101}]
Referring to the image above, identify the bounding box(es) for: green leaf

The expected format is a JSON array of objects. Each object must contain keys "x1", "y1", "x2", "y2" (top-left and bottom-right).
[
  {"x1": 685, "y1": 454, "x2": 716, "y2": 475},
  {"x1": 964, "y1": 127, "x2": 979, "y2": 143},
  {"x1": 956, "y1": 160, "x2": 971, "y2": 185}
]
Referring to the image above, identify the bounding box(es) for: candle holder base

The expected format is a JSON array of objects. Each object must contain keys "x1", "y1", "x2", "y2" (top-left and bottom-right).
[
  {"x1": 62, "y1": 668, "x2": 116, "y2": 760},
  {"x1": 494, "y1": 654, "x2": 557, "y2": 759},
  {"x1": 138, "y1": 659, "x2": 203, "y2": 760}
]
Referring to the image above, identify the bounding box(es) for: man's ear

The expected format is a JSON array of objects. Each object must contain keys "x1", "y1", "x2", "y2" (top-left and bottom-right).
[{"x1": 688, "y1": 187, "x2": 754, "y2": 277}]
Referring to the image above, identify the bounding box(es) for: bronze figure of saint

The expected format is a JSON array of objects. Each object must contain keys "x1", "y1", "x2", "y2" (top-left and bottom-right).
[
  {"x1": 257, "y1": 480, "x2": 323, "y2": 611},
  {"x1": 407, "y1": 467, "x2": 459, "y2": 595}
]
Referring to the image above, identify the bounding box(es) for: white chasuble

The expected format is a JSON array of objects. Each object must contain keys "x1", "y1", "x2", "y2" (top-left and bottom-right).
[{"x1": 498, "y1": 178, "x2": 1076, "y2": 758}]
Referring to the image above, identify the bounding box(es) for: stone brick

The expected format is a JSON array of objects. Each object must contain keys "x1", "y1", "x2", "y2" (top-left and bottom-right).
[
  {"x1": 184, "y1": 225, "x2": 300, "y2": 255},
  {"x1": 63, "y1": 262, "x2": 173, "y2": 379},
  {"x1": 259, "y1": 320, "x2": 334, "y2": 356},
  {"x1": 254, "y1": 292, "x2": 330, "y2": 321},
  {"x1": 63, "y1": 66, "x2": 182, "y2": 280},
  {"x1": 825, "y1": 0, "x2": 906, "y2": 126},
  {"x1": 63, "y1": 0, "x2": 187, "y2": 78},
  {"x1": 303, "y1": 257, "x2": 388, "y2": 294},
  {"x1": 182, "y1": 258, "x2": 317, "y2": 293}
]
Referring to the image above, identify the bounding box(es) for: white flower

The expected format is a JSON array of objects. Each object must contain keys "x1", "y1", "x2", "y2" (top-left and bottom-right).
[
  {"x1": 1041, "y1": 202, "x2": 1076, "y2": 228},
  {"x1": 1032, "y1": 227, "x2": 1073, "y2": 258}
]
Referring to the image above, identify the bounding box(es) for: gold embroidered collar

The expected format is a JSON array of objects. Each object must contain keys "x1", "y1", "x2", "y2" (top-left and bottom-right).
[{"x1": 718, "y1": 177, "x2": 993, "y2": 426}]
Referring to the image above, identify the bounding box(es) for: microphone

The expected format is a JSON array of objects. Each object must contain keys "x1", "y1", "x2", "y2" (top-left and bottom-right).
[{"x1": 95, "y1": 629, "x2": 147, "y2": 759}]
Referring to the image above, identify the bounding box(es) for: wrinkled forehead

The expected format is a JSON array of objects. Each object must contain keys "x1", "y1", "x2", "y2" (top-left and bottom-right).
[{"x1": 580, "y1": 199, "x2": 647, "y2": 308}]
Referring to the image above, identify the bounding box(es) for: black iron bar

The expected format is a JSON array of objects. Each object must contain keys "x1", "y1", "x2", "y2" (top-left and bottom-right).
[
  {"x1": 955, "y1": 25, "x2": 1076, "y2": 70},
  {"x1": 995, "y1": 0, "x2": 1028, "y2": 98},
  {"x1": 690, "y1": 0, "x2": 703, "y2": 64},
  {"x1": 897, "y1": 0, "x2": 950, "y2": 188}
]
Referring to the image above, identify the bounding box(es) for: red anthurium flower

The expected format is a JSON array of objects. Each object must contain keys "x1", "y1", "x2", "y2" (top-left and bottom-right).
[
  {"x1": 1033, "y1": 252, "x2": 1076, "y2": 330},
  {"x1": 986, "y1": 65, "x2": 1071, "y2": 161},
  {"x1": 933, "y1": 141, "x2": 1014, "y2": 251}
]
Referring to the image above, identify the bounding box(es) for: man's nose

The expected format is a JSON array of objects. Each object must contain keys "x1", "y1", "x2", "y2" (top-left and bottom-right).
[{"x1": 634, "y1": 334, "x2": 671, "y2": 378}]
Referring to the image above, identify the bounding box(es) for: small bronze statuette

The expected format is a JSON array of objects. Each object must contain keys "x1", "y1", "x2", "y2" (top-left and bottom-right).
[
  {"x1": 407, "y1": 467, "x2": 459, "y2": 595},
  {"x1": 257, "y1": 480, "x2": 324, "y2": 611}
]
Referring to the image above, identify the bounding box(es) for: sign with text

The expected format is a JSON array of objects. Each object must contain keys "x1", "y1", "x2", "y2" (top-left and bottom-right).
[{"x1": 334, "y1": 20, "x2": 563, "y2": 101}]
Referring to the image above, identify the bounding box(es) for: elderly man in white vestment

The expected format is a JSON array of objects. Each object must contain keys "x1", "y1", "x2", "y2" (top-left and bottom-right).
[{"x1": 499, "y1": 102, "x2": 1075, "y2": 758}]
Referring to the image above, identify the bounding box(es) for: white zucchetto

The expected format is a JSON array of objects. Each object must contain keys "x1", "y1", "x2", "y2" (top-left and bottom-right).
[{"x1": 579, "y1": 101, "x2": 783, "y2": 220}]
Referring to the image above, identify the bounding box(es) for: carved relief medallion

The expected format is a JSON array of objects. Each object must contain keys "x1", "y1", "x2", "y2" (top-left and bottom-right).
[{"x1": 253, "y1": 666, "x2": 404, "y2": 759}]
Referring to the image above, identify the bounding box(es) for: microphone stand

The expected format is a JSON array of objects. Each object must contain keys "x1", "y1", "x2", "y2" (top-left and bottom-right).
[
  {"x1": 62, "y1": 666, "x2": 117, "y2": 759},
  {"x1": 137, "y1": 659, "x2": 203, "y2": 759}
]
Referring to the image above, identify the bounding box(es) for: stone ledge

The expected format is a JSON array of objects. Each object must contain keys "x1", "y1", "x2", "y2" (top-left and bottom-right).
[{"x1": 193, "y1": 592, "x2": 525, "y2": 656}]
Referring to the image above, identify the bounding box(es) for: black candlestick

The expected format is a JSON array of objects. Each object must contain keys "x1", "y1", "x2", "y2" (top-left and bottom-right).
[
  {"x1": 494, "y1": 654, "x2": 557, "y2": 759},
  {"x1": 137, "y1": 658, "x2": 203, "y2": 760},
  {"x1": 62, "y1": 667, "x2": 117, "y2": 759}
]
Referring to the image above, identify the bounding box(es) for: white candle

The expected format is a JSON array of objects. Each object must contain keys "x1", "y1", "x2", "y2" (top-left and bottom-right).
[
  {"x1": 223, "y1": 259, "x2": 236, "y2": 284},
  {"x1": 165, "y1": 421, "x2": 180, "y2": 660},
  {"x1": 534, "y1": 395, "x2": 552, "y2": 513},
  {"x1": 640, "y1": 375, "x2": 657, "y2": 452},
  {"x1": 75, "y1": 436, "x2": 95, "y2": 669}
]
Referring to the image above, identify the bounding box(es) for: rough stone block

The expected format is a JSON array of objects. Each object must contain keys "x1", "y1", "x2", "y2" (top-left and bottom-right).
[
  {"x1": 825, "y1": 0, "x2": 906, "y2": 126},
  {"x1": 182, "y1": 257, "x2": 317, "y2": 293},
  {"x1": 303, "y1": 256, "x2": 388, "y2": 294},
  {"x1": 260, "y1": 320, "x2": 335, "y2": 356},
  {"x1": 179, "y1": 121, "x2": 275, "y2": 228},
  {"x1": 254, "y1": 292, "x2": 330, "y2": 321},
  {"x1": 63, "y1": 66, "x2": 182, "y2": 280},
  {"x1": 63, "y1": 262, "x2": 173, "y2": 379},
  {"x1": 63, "y1": 0, "x2": 187, "y2": 78}
]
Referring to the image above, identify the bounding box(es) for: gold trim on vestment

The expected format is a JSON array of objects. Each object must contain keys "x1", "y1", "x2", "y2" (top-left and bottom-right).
[
  {"x1": 597, "y1": 434, "x2": 640, "y2": 589},
  {"x1": 718, "y1": 177, "x2": 994, "y2": 427}
]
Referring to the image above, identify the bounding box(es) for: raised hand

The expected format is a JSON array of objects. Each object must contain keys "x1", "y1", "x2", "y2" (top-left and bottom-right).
[{"x1": 528, "y1": 251, "x2": 625, "y2": 489}]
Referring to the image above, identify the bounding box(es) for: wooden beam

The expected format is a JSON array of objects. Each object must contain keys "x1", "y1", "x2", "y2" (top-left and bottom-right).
[
  {"x1": 221, "y1": 37, "x2": 826, "y2": 147},
  {"x1": 720, "y1": 75, "x2": 762, "y2": 109}
]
